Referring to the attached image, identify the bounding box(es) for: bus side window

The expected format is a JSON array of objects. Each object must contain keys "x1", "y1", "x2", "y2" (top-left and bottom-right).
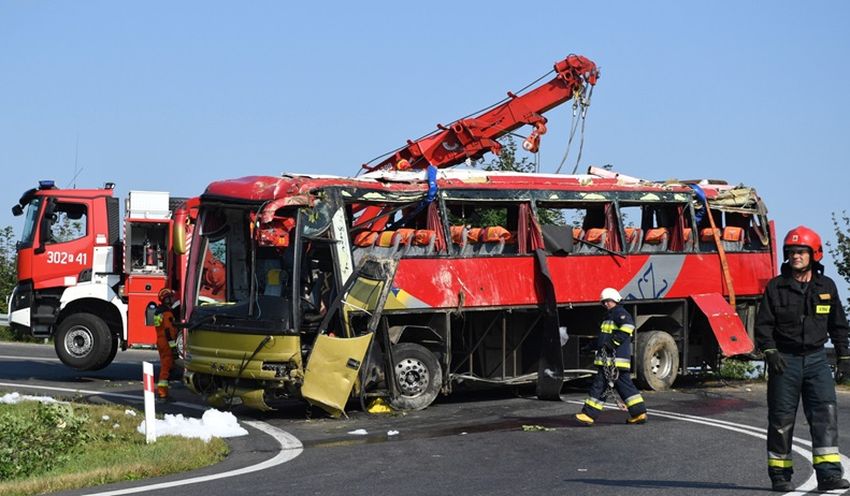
[
  {"x1": 444, "y1": 202, "x2": 520, "y2": 256},
  {"x1": 348, "y1": 201, "x2": 446, "y2": 260},
  {"x1": 536, "y1": 203, "x2": 615, "y2": 255}
]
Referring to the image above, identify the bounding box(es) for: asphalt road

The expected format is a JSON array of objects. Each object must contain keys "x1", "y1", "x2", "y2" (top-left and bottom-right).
[{"x1": 2, "y1": 341, "x2": 849, "y2": 496}]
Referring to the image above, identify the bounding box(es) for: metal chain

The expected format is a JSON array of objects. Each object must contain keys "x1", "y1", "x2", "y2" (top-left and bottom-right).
[{"x1": 597, "y1": 347, "x2": 627, "y2": 411}]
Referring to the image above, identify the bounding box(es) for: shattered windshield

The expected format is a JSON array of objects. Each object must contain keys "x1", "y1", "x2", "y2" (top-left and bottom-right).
[{"x1": 189, "y1": 205, "x2": 297, "y2": 332}]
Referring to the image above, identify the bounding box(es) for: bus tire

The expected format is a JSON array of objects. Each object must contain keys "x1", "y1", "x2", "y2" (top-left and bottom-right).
[
  {"x1": 54, "y1": 313, "x2": 115, "y2": 371},
  {"x1": 635, "y1": 330, "x2": 679, "y2": 391},
  {"x1": 389, "y1": 343, "x2": 442, "y2": 412}
]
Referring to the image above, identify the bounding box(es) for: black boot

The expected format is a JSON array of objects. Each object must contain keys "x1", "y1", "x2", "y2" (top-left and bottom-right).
[
  {"x1": 770, "y1": 479, "x2": 793, "y2": 492},
  {"x1": 817, "y1": 477, "x2": 850, "y2": 491}
]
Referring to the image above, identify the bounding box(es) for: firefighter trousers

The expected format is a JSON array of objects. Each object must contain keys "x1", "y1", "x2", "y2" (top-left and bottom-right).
[
  {"x1": 581, "y1": 366, "x2": 646, "y2": 420},
  {"x1": 155, "y1": 326, "x2": 177, "y2": 398},
  {"x1": 767, "y1": 349, "x2": 842, "y2": 482}
]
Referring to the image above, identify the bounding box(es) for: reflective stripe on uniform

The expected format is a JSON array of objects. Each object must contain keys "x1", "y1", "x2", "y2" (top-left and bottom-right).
[
  {"x1": 813, "y1": 454, "x2": 841, "y2": 465},
  {"x1": 156, "y1": 380, "x2": 169, "y2": 388},
  {"x1": 168, "y1": 340, "x2": 178, "y2": 348},
  {"x1": 600, "y1": 321, "x2": 615, "y2": 334},
  {"x1": 768, "y1": 458, "x2": 793, "y2": 468},
  {"x1": 585, "y1": 398, "x2": 604, "y2": 411},
  {"x1": 593, "y1": 357, "x2": 632, "y2": 369},
  {"x1": 625, "y1": 394, "x2": 644, "y2": 407},
  {"x1": 620, "y1": 324, "x2": 635, "y2": 335}
]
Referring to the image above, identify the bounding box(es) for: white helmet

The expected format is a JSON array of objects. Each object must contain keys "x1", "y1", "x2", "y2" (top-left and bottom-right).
[{"x1": 600, "y1": 287, "x2": 622, "y2": 303}]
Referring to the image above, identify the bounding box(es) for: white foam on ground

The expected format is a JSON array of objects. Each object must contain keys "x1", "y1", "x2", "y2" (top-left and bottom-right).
[{"x1": 136, "y1": 409, "x2": 248, "y2": 442}]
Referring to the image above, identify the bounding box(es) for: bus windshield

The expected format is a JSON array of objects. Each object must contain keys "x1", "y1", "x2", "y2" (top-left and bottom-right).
[{"x1": 189, "y1": 205, "x2": 297, "y2": 333}]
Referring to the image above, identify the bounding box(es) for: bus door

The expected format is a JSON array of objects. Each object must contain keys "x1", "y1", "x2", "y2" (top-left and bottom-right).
[{"x1": 301, "y1": 258, "x2": 398, "y2": 418}]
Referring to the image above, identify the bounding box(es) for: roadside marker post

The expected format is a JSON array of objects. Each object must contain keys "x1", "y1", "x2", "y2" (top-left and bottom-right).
[{"x1": 143, "y1": 361, "x2": 157, "y2": 443}]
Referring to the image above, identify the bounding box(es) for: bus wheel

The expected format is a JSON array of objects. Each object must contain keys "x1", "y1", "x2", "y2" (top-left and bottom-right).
[
  {"x1": 389, "y1": 343, "x2": 442, "y2": 411},
  {"x1": 54, "y1": 313, "x2": 115, "y2": 371},
  {"x1": 635, "y1": 330, "x2": 679, "y2": 391}
]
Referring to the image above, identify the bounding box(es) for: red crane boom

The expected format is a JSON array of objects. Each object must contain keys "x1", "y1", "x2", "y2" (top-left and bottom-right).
[{"x1": 362, "y1": 54, "x2": 599, "y2": 172}]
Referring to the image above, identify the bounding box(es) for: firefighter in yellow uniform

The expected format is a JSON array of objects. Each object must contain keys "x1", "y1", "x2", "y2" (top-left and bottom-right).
[
  {"x1": 576, "y1": 288, "x2": 647, "y2": 425},
  {"x1": 153, "y1": 288, "x2": 180, "y2": 401}
]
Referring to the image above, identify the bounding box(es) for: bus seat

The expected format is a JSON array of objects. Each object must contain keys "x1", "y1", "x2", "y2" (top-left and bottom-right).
[
  {"x1": 465, "y1": 227, "x2": 483, "y2": 255},
  {"x1": 451, "y1": 225, "x2": 470, "y2": 256},
  {"x1": 394, "y1": 228, "x2": 416, "y2": 257},
  {"x1": 371, "y1": 230, "x2": 400, "y2": 258},
  {"x1": 579, "y1": 228, "x2": 607, "y2": 253},
  {"x1": 642, "y1": 227, "x2": 669, "y2": 252},
  {"x1": 722, "y1": 226, "x2": 744, "y2": 252},
  {"x1": 479, "y1": 226, "x2": 510, "y2": 255},
  {"x1": 699, "y1": 227, "x2": 721, "y2": 252},
  {"x1": 572, "y1": 227, "x2": 584, "y2": 253},
  {"x1": 682, "y1": 228, "x2": 694, "y2": 251},
  {"x1": 406, "y1": 229, "x2": 436, "y2": 256},
  {"x1": 352, "y1": 231, "x2": 379, "y2": 265},
  {"x1": 624, "y1": 227, "x2": 643, "y2": 253}
]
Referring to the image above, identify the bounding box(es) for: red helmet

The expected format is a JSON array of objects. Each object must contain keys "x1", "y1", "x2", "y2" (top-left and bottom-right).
[
  {"x1": 783, "y1": 225, "x2": 823, "y2": 262},
  {"x1": 158, "y1": 288, "x2": 175, "y2": 302}
]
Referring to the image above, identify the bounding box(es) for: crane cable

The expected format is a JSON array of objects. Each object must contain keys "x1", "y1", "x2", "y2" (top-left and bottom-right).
[{"x1": 554, "y1": 83, "x2": 594, "y2": 174}]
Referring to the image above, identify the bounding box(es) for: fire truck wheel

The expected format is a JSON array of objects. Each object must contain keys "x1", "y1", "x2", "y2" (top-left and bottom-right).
[
  {"x1": 635, "y1": 330, "x2": 679, "y2": 391},
  {"x1": 389, "y1": 343, "x2": 442, "y2": 412},
  {"x1": 54, "y1": 313, "x2": 115, "y2": 371}
]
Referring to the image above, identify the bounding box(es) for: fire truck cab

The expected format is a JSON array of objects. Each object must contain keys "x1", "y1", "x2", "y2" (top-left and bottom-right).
[{"x1": 9, "y1": 181, "x2": 186, "y2": 370}]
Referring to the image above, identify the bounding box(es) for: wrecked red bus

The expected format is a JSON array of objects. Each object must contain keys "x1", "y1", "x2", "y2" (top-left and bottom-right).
[{"x1": 180, "y1": 167, "x2": 774, "y2": 414}]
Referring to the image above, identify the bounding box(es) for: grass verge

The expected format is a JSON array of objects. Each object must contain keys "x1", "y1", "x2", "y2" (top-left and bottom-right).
[{"x1": 0, "y1": 400, "x2": 228, "y2": 496}]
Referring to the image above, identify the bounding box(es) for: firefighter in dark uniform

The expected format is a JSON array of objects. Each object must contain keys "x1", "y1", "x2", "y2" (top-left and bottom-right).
[
  {"x1": 153, "y1": 288, "x2": 180, "y2": 401},
  {"x1": 575, "y1": 288, "x2": 647, "y2": 426},
  {"x1": 756, "y1": 226, "x2": 850, "y2": 492}
]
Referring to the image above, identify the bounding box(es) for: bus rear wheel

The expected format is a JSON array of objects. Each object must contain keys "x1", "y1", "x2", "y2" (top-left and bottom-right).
[
  {"x1": 635, "y1": 330, "x2": 679, "y2": 391},
  {"x1": 54, "y1": 313, "x2": 115, "y2": 371},
  {"x1": 388, "y1": 343, "x2": 442, "y2": 412}
]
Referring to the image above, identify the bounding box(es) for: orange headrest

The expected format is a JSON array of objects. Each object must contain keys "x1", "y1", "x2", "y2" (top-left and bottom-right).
[{"x1": 645, "y1": 228, "x2": 668, "y2": 244}]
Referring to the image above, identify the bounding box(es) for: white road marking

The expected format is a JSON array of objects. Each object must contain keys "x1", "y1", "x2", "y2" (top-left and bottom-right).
[
  {"x1": 0, "y1": 354, "x2": 63, "y2": 362},
  {"x1": 83, "y1": 421, "x2": 303, "y2": 496},
  {"x1": 0, "y1": 381, "x2": 304, "y2": 494},
  {"x1": 567, "y1": 400, "x2": 850, "y2": 495}
]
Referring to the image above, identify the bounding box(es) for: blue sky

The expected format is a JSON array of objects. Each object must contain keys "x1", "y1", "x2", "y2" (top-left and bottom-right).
[{"x1": 2, "y1": 1, "x2": 849, "y2": 288}]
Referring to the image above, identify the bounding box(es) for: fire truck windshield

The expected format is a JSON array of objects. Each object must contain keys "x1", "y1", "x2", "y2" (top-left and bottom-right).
[
  {"x1": 19, "y1": 197, "x2": 42, "y2": 247},
  {"x1": 188, "y1": 205, "x2": 295, "y2": 333}
]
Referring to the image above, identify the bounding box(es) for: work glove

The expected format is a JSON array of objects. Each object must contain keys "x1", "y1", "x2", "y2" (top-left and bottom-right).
[
  {"x1": 580, "y1": 341, "x2": 597, "y2": 354},
  {"x1": 836, "y1": 355, "x2": 850, "y2": 384},
  {"x1": 763, "y1": 349, "x2": 786, "y2": 375}
]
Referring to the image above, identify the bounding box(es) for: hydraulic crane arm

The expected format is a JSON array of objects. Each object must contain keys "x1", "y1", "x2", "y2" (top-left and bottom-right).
[{"x1": 362, "y1": 54, "x2": 599, "y2": 172}]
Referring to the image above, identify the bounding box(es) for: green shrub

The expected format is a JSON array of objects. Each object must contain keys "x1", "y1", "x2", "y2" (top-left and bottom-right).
[
  {"x1": 0, "y1": 402, "x2": 91, "y2": 480},
  {"x1": 716, "y1": 358, "x2": 759, "y2": 380}
]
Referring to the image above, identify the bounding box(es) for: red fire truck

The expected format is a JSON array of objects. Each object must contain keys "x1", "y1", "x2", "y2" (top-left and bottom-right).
[
  {"x1": 8, "y1": 182, "x2": 198, "y2": 370},
  {"x1": 179, "y1": 54, "x2": 774, "y2": 415}
]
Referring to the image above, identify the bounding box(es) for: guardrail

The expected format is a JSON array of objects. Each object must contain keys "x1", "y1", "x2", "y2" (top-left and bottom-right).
[{"x1": 0, "y1": 313, "x2": 8, "y2": 327}]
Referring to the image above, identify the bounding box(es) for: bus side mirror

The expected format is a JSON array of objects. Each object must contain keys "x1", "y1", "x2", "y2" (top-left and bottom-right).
[
  {"x1": 12, "y1": 204, "x2": 23, "y2": 216},
  {"x1": 173, "y1": 221, "x2": 186, "y2": 255}
]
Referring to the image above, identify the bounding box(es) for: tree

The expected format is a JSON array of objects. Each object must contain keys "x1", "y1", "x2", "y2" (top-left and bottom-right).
[
  {"x1": 0, "y1": 226, "x2": 17, "y2": 314},
  {"x1": 477, "y1": 136, "x2": 564, "y2": 226},
  {"x1": 827, "y1": 211, "x2": 850, "y2": 313}
]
